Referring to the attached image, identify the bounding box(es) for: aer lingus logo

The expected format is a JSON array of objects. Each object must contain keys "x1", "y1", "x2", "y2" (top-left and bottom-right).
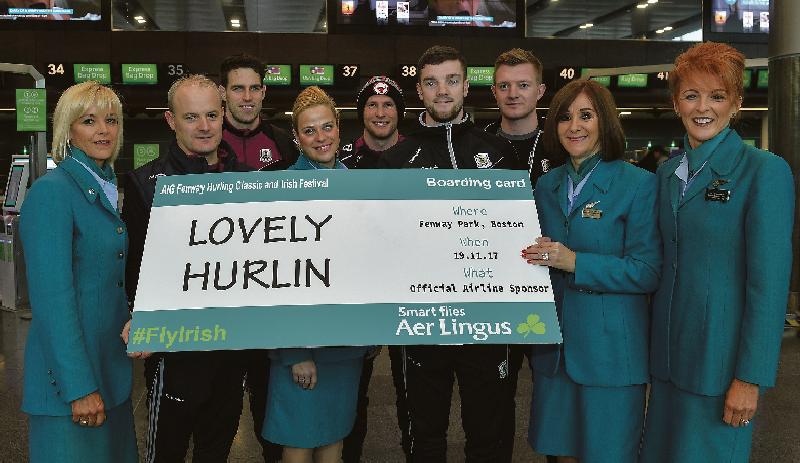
[{"x1": 517, "y1": 314, "x2": 546, "y2": 337}]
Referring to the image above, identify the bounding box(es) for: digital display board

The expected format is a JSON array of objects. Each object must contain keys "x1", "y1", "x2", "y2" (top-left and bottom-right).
[
  {"x1": 756, "y1": 69, "x2": 768, "y2": 89},
  {"x1": 299, "y1": 65, "x2": 334, "y2": 86},
  {"x1": 553, "y1": 67, "x2": 580, "y2": 90},
  {"x1": 122, "y1": 64, "x2": 158, "y2": 85},
  {"x1": 743, "y1": 69, "x2": 753, "y2": 89},
  {"x1": 333, "y1": 0, "x2": 518, "y2": 34},
  {"x1": 0, "y1": 0, "x2": 110, "y2": 30},
  {"x1": 467, "y1": 66, "x2": 494, "y2": 87},
  {"x1": 617, "y1": 73, "x2": 648, "y2": 88},
  {"x1": 264, "y1": 65, "x2": 292, "y2": 86},
  {"x1": 703, "y1": 0, "x2": 770, "y2": 43},
  {"x1": 73, "y1": 63, "x2": 111, "y2": 84},
  {"x1": 649, "y1": 71, "x2": 670, "y2": 89},
  {"x1": 336, "y1": 64, "x2": 360, "y2": 88},
  {"x1": 588, "y1": 73, "x2": 611, "y2": 87},
  {"x1": 395, "y1": 64, "x2": 419, "y2": 91}
]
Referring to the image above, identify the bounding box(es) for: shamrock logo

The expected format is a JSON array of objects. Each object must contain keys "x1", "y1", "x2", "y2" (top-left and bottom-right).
[{"x1": 517, "y1": 314, "x2": 546, "y2": 337}]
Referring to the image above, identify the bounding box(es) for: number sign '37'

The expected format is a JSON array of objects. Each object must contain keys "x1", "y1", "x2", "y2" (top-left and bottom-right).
[{"x1": 127, "y1": 170, "x2": 560, "y2": 352}]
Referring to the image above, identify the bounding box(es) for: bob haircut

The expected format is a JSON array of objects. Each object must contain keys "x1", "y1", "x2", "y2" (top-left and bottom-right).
[
  {"x1": 291, "y1": 86, "x2": 339, "y2": 132},
  {"x1": 543, "y1": 79, "x2": 625, "y2": 162},
  {"x1": 52, "y1": 81, "x2": 123, "y2": 164},
  {"x1": 493, "y1": 48, "x2": 543, "y2": 85},
  {"x1": 669, "y1": 42, "x2": 745, "y2": 105}
]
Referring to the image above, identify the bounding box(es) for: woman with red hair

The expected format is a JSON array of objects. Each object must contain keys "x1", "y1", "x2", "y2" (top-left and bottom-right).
[{"x1": 640, "y1": 42, "x2": 795, "y2": 462}]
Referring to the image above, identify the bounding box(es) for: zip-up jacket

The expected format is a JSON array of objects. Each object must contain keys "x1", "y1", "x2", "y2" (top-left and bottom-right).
[
  {"x1": 222, "y1": 117, "x2": 297, "y2": 171},
  {"x1": 484, "y1": 120, "x2": 563, "y2": 187},
  {"x1": 340, "y1": 134, "x2": 405, "y2": 169},
  {"x1": 379, "y1": 113, "x2": 513, "y2": 169},
  {"x1": 122, "y1": 139, "x2": 248, "y2": 304}
]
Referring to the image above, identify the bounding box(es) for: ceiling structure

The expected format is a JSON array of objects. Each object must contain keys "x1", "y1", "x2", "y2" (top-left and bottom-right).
[
  {"x1": 525, "y1": 0, "x2": 701, "y2": 40},
  {"x1": 113, "y1": 0, "x2": 328, "y2": 32}
]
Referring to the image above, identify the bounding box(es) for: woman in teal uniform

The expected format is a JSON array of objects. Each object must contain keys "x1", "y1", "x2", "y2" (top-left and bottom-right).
[
  {"x1": 639, "y1": 42, "x2": 795, "y2": 463},
  {"x1": 522, "y1": 79, "x2": 660, "y2": 462},
  {"x1": 19, "y1": 81, "x2": 138, "y2": 462},
  {"x1": 262, "y1": 86, "x2": 368, "y2": 463}
]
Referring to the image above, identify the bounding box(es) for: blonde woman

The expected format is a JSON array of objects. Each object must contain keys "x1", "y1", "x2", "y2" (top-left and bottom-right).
[
  {"x1": 262, "y1": 86, "x2": 367, "y2": 463},
  {"x1": 19, "y1": 81, "x2": 138, "y2": 462}
]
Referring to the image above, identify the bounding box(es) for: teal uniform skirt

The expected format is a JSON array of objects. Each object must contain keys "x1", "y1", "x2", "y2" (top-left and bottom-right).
[
  {"x1": 263, "y1": 357, "x2": 363, "y2": 449},
  {"x1": 640, "y1": 378, "x2": 754, "y2": 463},
  {"x1": 28, "y1": 399, "x2": 138, "y2": 463},
  {"x1": 528, "y1": 364, "x2": 646, "y2": 462}
]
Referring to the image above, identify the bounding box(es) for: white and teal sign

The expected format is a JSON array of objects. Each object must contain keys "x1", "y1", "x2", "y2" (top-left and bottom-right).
[
  {"x1": 128, "y1": 170, "x2": 560, "y2": 352},
  {"x1": 73, "y1": 63, "x2": 111, "y2": 83},
  {"x1": 122, "y1": 64, "x2": 158, "y2": 84},
  {"x1": 15, "y1": 89, "x2": 46, "y2": 132}
]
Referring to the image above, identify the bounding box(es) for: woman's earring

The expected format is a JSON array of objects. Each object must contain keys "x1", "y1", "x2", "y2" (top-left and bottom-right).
[{"x1": 63, "y1": 139, "x2": 71, "y2": 159}]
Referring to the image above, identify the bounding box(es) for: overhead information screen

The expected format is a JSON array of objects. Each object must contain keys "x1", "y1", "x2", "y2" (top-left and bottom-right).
[
  {"x1": 264, "y1": 65, "x2": 292, "y2": 86},
  {"x1": 703, "y1": 0, "x2": 771, "y2": 43},
  {"x1": 122, "y1": 64, "x2": 158, "y2": 85},
  {"x1": 756, "y1": 69, "x2": 768, "y2": 89},
  {"x1": 0, "y1": 0, "x2": 109, "y2": 30},
  {"x1": 334, "y1": 0, "x2": 518, "y2": 32},
  {"x1": 299, "y1": 65, "x2": 334, "y2": 86},
  {"x1": 467, "y1": 66, "x2": 494, "y2": 87},
  {"x1": 617, "y1": 73, "x2": 648, "y2": 89}
]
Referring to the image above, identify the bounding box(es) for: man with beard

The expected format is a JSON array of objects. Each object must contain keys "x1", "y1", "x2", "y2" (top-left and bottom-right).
[
  {"x1": 380, "y1": 45, "x2": 514, "y2": 463},
  {"x1": 339, "y1": 75, "x2": 411, "y2": 463},
  {"x1": 486, "y1": 48, "x2": 562, "y2": 463},
  {"x1": 218, "y1": 53, "x2": 294, "y2": 463},
  {"x1": 220, "y1": 53, "x2": 296, "y2": 171},
  {"x1": 340, "y1": 75, "x2": 405, "y2": 169},
  {"x1": 123, "y1": 75, "x2": 249, "y2": 462}
]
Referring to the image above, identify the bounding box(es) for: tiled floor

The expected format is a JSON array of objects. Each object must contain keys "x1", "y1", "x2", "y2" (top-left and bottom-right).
[{"x1": 1, "y1": 308, "x2": 798, "y2": 462}]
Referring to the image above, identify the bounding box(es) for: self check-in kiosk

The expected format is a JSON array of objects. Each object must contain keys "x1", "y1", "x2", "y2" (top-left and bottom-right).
[{"x1": 0, "y1": 156, "x2": 56, "y2": 311}]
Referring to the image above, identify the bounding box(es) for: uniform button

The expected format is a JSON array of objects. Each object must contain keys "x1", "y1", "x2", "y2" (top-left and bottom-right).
[
  {"x1": 117, "y1": 281, "x2": 124, "y2": 288},
  {"x1": 88, "y1": 188, "x2": 95, "y2": 195},
  {"x1": 118, "y1": 252, "x2": 124, "y2": 259},
  {"x1": 50, "y1": 379, "x2": 56, "y2": 385},
  {"x1": 564, "y1": 220, "x2": 568, "y2": 227},
  {"x1": 116, "y1": 227, "x2": 124, "y2": 234},
  {"x1": 672, "y1": 262, "x2": 677, "y2": 269}
]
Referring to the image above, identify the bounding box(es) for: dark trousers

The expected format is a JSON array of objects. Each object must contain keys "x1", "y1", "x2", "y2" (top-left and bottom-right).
[
  {"x1": 405, "y1": 344, "x2": 509, "y2": 463},
  {"x1": 343, "y1": 346, "x2": 411, "y2": 463},
  {"x1": 144, "y1": 353, "x2": 244, "y2": 463},
  {"x1": 243, "y1": 350, "x2": 283, "y2": 462}
]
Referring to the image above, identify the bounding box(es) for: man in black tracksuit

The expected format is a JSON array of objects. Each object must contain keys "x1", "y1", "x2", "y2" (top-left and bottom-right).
[
  {"x1": 379, "y1": 45, "x2": 514, "y2": 463},
  {"x1": 219, "y1": 53, "x2": 294, "y2": 463},
  {"x1": 123, "y1": 75, "x2": 249, "y2": 463},
  {"x1": 340, "y1": 76, "x2": 412, "y2": 463},
  {"x1": 485, "y1": 48, "x2": 563, "y2": 463}
]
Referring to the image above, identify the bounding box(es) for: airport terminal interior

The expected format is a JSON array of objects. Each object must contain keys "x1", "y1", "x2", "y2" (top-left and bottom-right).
[{"x1": 1, "y1": 0, "x2": 799, "y2": 461}]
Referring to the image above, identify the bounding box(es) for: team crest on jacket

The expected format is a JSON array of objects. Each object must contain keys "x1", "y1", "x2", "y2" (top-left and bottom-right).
[
  {"x1": 475, "y1": 152, "x2": 492, "y2": 168},
  {"x1": 373, "y1": 82, "x2": 389, "y2": 94},
  {"x1": 541, "y1": 158, "x2": 550, "y2": 173},
  {"x1": 260, "y1": 148, "x2": 273, "y2": 163}
]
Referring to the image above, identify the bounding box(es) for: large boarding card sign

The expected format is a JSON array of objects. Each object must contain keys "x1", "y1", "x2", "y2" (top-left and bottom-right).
[{"x1": 128, "y1": 170, "x2": 560, "y2": 352}]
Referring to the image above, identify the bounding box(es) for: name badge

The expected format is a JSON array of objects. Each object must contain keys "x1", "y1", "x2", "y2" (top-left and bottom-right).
[
  {"x1": 705, "y1": 188, "x2": 731, "y2": 202},
  {"x1": 581, "y1": 201, "x2": 602, "y2": 219}
]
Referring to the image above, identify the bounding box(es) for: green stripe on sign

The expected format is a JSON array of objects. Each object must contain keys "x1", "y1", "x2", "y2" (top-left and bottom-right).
[
  {"x1": 128, "y1": 302, "x2": 561, "y2": 352},
  {"x1": 152, "y1": 170, "x2": 534, "y2": 207}
]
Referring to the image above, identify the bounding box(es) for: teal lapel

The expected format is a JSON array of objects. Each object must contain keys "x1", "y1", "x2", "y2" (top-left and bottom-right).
[
  {"x1": 60, "y1": 157, "x2": 120, "y2": 218},
  {"x1": 569, "y1": 160, "x2": 617, "y2": 219},
  {"x1": 552, "y1": 169, "x2": 570, "y2": 219},
  {"x1": 679, "y1": 130, "x2": 744, "y2": 209}
]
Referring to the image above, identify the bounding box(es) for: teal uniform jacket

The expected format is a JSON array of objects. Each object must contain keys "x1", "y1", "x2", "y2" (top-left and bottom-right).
[
  {"x1": 275, "y1": 152, "x2": 369, "y2": 367},
  {"x1": 531, "y1": 159, "x2": 661, "y2": 386},
  {"x1": 649, "y1": 129, "x2": 795, "y2": 396},
  {"x1": 20, "y1": 151, "x2": 132, "y2": 416}
]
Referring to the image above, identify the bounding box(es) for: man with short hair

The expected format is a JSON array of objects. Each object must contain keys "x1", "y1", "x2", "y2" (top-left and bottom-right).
[
  {"x1": 123, "y1": 75, "x2": 248, "y2": 463},
  {"x1": 340, "y1": 75, "x2": 411, "y2": 463},
  {"x1": 380, "y1": 45, "x2": 514, "y2": 463},
  {"x1": 219, "y1": 53, "x2": 294, "y2": 463},
  {"x1": 220, "y1": 53, "x2": 296, "y2": 171},
  {"x1": 487, "y1": 47, "x2": 559, "y2": 187},
  {"x1": 486, "y1": 47, "x2": 562, "y2": 463}
]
